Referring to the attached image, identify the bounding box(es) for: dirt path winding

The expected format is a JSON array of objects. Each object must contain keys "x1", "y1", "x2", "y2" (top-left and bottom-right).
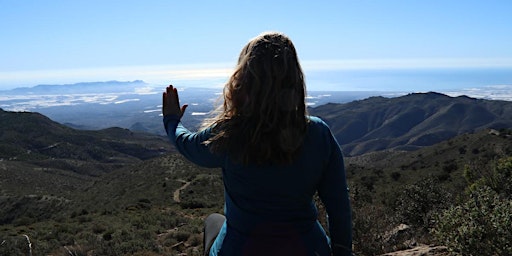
[{"x1": 173, "y1": 179, "x2": 191, "y2": 203}]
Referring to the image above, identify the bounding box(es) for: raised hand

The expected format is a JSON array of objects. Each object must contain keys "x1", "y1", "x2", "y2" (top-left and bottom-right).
[{"x1": 162, "y1": 85, "x2": 188, "y2": 117}]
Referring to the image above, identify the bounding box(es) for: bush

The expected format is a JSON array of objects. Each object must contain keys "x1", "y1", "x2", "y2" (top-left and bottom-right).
[
  {"x1": 433, "y1": 156, "x2": 512, "y2": 255},
  {"x1": 394, "y1": 176, "x2": 451, "y2": 229},
  {"x1": 464, "y1": 156, "x2": 512, "y2": 197},
  {"x1": 432, "y1": 186, "x2": 512, "y2": 255},
  {"x1": 352, "y1": 204, "x2": 394, "y2": 256}
]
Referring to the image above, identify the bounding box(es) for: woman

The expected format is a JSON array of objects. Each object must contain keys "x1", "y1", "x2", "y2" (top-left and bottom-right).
[{"x1": 162, "y1": 32, "x2": 352, "y2": 256}]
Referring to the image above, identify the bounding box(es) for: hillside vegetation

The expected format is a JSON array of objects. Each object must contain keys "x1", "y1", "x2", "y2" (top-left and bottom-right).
[
  {"x1": 346, "y1": 128, "x2": 512, "y2": 255},
  {"x1": 1, "y1": 93, "x2": 512, "y2": 255},
  {"x1": 310, "y1": 92, "x2": 512, "y2": 156}
]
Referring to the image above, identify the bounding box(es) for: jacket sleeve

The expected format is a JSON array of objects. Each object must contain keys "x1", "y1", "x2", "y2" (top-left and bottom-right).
[
  {"x1": 317, "y1": 125, "x2": 353, "y2": 256},
  {"x1": 163, "y1": 114, "x2": 223, "y2": 168}
]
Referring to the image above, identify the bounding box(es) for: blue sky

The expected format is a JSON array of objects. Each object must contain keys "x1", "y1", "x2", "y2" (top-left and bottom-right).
[{"x1": 1, "y1": 0, "x2": 511, "y2": 90}]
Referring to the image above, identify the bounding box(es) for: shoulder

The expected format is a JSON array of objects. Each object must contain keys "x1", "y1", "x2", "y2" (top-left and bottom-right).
[
  {"x1": 304, "y1": 116, "x2": 341, "y2": 158},
  {"x1": 306, "y1": 115, "x2": 334, "y2": 139},
  {"x1": 307, "y1": 115, "x2": 330, "y2": 129}
]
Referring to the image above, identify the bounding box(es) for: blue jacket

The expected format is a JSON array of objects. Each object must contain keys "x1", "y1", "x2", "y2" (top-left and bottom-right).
[{"x1": 164, "y1": 115, "x2": 352, "y2": 256}]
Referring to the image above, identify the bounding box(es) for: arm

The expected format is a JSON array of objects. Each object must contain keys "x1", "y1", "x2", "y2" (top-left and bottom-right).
[
  {"x1": 162, "y1": 85, "x2": 223, "y2": 168},
  {"x1": 317, "y1": 129, "x2": 352, "y2": 256},
  {"x1": 163, "y1": 114, "x2": 222, "y2": 168}
]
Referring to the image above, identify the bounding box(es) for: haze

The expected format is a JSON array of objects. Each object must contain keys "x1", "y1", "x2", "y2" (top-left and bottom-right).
[{"x1": 1, "y1": 1, "x2": 511, "y2": 93}]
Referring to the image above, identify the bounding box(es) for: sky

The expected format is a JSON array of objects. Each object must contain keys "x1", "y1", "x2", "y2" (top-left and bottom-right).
[{"x1": 1, "y1": 0, "x2": 512, "y2": 91}]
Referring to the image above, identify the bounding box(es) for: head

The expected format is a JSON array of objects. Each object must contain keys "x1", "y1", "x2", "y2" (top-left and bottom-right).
[
  {"x1": 224, "y1": 31, "x2": 306, "y2": 118},
  {"x1": 207, "y1": 32, "x2": 308, "y2": 164}
]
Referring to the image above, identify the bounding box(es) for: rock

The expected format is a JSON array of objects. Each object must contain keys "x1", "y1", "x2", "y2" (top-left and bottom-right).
[{"x1": 381, "y1": 224, "x2": 415, "y2": 252}]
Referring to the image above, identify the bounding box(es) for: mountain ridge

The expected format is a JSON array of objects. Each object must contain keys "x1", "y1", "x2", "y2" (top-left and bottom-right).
[
  {"x1": 309, "y1": 91, "x2": 512, "y2": 155},
  {"x1": 4, "y1": 90, "x2": 512, "y2": 159}
]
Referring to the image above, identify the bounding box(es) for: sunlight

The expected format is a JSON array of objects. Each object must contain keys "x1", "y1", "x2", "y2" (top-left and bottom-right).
[{"x1": 0, "y1": 64, "x2": 233, "y2": 89}]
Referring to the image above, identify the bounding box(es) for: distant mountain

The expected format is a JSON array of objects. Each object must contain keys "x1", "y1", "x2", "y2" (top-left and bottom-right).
[
  {"x1": 310, "y1": 92, "x2": 512, "y2": 156},
  {"x1": 3, "y1": 80, "x2": 148, "y2": 94},
  {"x1": 4, "y1": 90, "x2": 512, "y2": 158}
]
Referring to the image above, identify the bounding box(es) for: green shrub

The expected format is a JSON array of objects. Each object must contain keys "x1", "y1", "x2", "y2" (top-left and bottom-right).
[
  {"x1": 188, "y1": 233, "x2": 202, "y2": 247},
  {"x1": 394, "y1": 176, "x2": 451, "y2": 229},
  {"x1": 0, "y1": 237, "x2": 25, "y2": 256},
  {"x1": 432, "y1": 186, "x2": 512, "y2": 255},
  {"x1": 352, "y1": 204, "x2": 393, "y2": 256},
  {"x1": 464, "y1": 156, "x2": 512, "y2": 197},
  {"x1": 175, "y1": 231, "x2": 191, "y2": 242},
  {"x1": 13, "y1": 216, "x2": 34, "y2": 227},
  {"x1": 433, "y1": 156, "x2": 512, "y2": 255}
]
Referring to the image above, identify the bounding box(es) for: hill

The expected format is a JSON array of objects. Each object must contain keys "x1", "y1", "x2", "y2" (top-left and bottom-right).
[
  {"x1": 0, "y1": 108, "x2": 173, "y2": 199},
  {"x1": 310, "y1": 92, "x2": 512, "y2": 156},
  {"x1": 0, "y1": 108, "x2": 171, "y2": 165},
  {"x1": 1, "y1": 99, "x2": 512, "y2": 255},
  {"x1": 346, "y1": 128, "x2": 512, "y2": 204}
]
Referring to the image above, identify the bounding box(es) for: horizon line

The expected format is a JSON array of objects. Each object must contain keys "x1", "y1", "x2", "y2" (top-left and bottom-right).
[{"x1": 1, "y1": 57, "x2": 512, "y2": 89}]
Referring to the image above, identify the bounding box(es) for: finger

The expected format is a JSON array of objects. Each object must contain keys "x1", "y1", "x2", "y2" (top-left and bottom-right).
[
  {"x1": 175, "y1": 88, "x2": 183, "y2": 113},
  {"x1": 181, "y1": 104, "x2": 188, "y2": 116},
  {"x1": 162, "y1": 92, "x2": 166, "y2": 107},
  {"x1": 173, "y1": 87, "x2": 180, "y2": 106},
  {"x1": 166, "y1": 86, "x2": 177, "y2": 105}
]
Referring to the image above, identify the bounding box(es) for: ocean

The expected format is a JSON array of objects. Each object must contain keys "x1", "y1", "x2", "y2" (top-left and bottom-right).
[{"x1": 305, "y1": 68, "x2": 512, "y2": 93}]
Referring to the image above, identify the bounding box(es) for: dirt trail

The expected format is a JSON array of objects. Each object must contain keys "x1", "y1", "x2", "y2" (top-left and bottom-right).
[
  {"x1": 173, "y1": 179, "x2": 191, "y2": 203},
  {"x1": 380, "y1": 245, "x2": 448, "y2": 256}
]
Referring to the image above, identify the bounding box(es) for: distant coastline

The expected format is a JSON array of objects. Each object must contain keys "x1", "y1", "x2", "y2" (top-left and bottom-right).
[{"x1": 1, "y1": 67, "x2": 510, "y2": 94}]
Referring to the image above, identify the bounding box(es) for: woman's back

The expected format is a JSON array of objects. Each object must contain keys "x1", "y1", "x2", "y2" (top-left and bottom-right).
[
  {"x1": 210, "y1": 116, "x2": 344, "y2": 256},
  {"x1": 162, "y1": 31, "x2": 352, "y2": 256},
  {"x1": 222, "y1": 116, "x2": 336, "y2": 226}
]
